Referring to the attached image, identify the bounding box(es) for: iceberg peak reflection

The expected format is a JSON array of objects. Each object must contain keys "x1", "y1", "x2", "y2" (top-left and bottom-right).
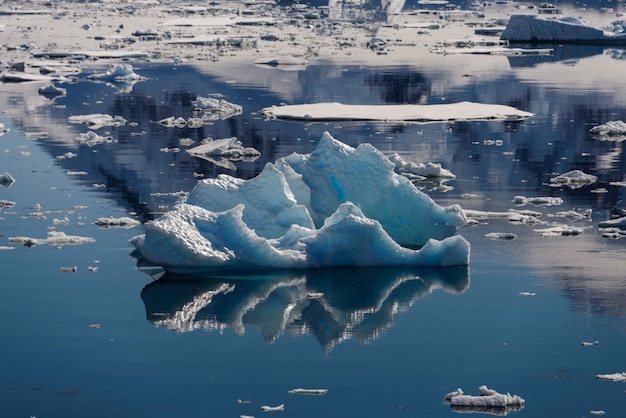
[{"x1": 140, "y1": 266, "x2": 470, "y2": 351}]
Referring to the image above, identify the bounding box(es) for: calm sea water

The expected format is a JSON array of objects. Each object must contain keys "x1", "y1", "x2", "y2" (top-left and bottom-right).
[{"x1": 2, "y1": 41, "x2": 626, "y2": 417}]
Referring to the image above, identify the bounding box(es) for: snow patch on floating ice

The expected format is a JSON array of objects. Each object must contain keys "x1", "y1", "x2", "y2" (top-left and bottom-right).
[{"x1": 131, "y1": 132, "x2": 469, "y2": 273}]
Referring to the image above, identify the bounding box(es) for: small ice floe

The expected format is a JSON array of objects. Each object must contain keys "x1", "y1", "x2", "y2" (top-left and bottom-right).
[
  {"x1": 599, "y1": 215, "x2": 626, "y2": 230},
  {"x1": 596, "y1": 372, "x2": 626, "y2": 381},
  {"x1": 60, "y1": 266, "x2": 77, "y2": 272},
  {"x1": 288, "y1": 388, "x2": 328, "y2": 395},
  {"x1": 0, "y1": 123, "x2": 10, "y2": 135},
  {"x1": 512, "y1": 195, "x2": 563, "y2": 207},
  {"x1": 38, "y1": 84, "x2": 67, "y2": 98},
  {"x1": 155, "y1": 116, "x2": 192, "y2": 128},
  {"x1": 519, "y1": 291, "x2": 536, "y2": 296},
  {"x1": 551, "y1": 209, "x2": 592, "y2": 221},
  {"x1": 94, "y1": 216, "x2": 141, "y2": 229},
  {"x1": 534, "y1": 224, "x2": 591, "y2": 237},
  {"x1": 387, "y1": 153, "x2": 455, "y2": 180},
  {"x1": 186, "y1": 137, "x2": 260, "y2": 168},
  {"x1": 590, "y1": 410, "x2": 606, "y2": 415},
  {"x1": 86, "y1": 63, "x2": 145, "y2": 82},
  {"x1": 581, "y1": 340, "x2": 599, "y2": 347},
  {"x1": 191, "y1": 96, "x2": 243, "y2": 119},
  {"x1": 0, "y1": 71, "x2": 70, "y2": 83},
  {"x1": 484, "y1": 232, "x2": 517, "y2": 240},
  {"x1": 262, "y1": 101, "x2": 534, "y2": 122},
  {"x1": 549, "y1": 170, "x2": 597, "y2": 189},
  {"x1": 56, "y1": 152, "x2": 77, "y2": 160},
  {"x1": 9, "y1": 231, "x2": 96, "y2": 247},
  {"x1": 307, "y1": 292, "x2": 324, "y2": 299},
  {"x1": 260, "y1": 404, "x2": 284, "y2": 411},
  {"x1": 589, "y1": 120, "x2": 626, "y2": 141},
  {"x1": 465, "y1": 209, "x2": 543, "y2": 225},
  {"x1": 0, "y1": 172, "x2": 16, "y2": 188},
  {"x1": 445, "y1": 385, "x2": 525, "y2": 411},
  {"x1": 75, "y1": 131, "x2": 116, "y2": 147},
  {"x1": 68, "y1": 114, "x2": 126, "y2": 129}
]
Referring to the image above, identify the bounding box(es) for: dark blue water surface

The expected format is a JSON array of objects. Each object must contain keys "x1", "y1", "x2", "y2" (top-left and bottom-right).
[{"x1": 2, "y1": 41, "x2": 626, "y2": 417}]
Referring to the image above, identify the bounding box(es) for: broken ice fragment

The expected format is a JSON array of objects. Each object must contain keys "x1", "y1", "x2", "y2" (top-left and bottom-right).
[
  {"x1": 549, "y1": 170, "x2": 597, "y2": 189},
  {"x1": 0, "y1": 172, "x2": 16, "y2": 188},
  {"x1": 260, "y1": 404, "x2": 284, "y2": 411},
  {"x1": 288, "y1": 388, "x2": 328, "y2": 395},
  {"x1": 596, "y1": 372, "x2": 626, "y2": 381}
]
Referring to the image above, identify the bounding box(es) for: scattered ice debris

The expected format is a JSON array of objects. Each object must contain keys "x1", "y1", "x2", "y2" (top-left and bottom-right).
[
  {"x1": 86, "y1": 63, "x2": 145, "y2": 82},
  {"x1": 519, "y1": 292, "x2": 536, "y2": 296},
  {"x1": 60, "y1": 266, "x2": 77, "y2": 272},
  {"x1": 501, "y1": 14, "x2": 626, "y2": 44},
  {"x1": 38, "y1": 84, "x2": 67, "y2": 98},
  {"x1": 0, "y1": 172, "x2": 16, "y2": 188},
  {"x1": 484, "y1": 232, "x2": 517, "y2": 240},
  {"x1": 288, "y1": 388, "x2": 328, "y2": 395},
  {"x1": 445, "y1": 385, "x2": 525, "y2": 410},
  {"x1": 191, "y1": 96, "x2": 243, "y2": 119},
  {"x1": 388, "y1": 153, "x2": 455, "y2": 180},
  {"x1": 534, "y1": 224, "x2": 591, "y2": 237},
  {"x1": 160, "y1": 147, "x2": 180, "y2": 153},
  {"x1": 94, "y1": 216, "x2": 141, "y2": 229},
  {"x1": 599, "y1": 216, "x2": 626, "y2": 229},
  {"x1": 601, "y1": 228, "x2": 626, "y2": 239},
  {"x1": 155, "y1": 116, "x2": 198, "y2": 128},
  {"x1": 56, "y1": 152, "x2": 77, "y2": 160},
  {"x1": 262, "y1": 101, "x2": 534, "y2": 122},
  {"x1": 589, "y1": 120, "x2": 626, "y2": 141},
  {"x1": 549, "y1": 170, "x2": 597, "y2": 189},
  {"x1": 512, "y1": 195, "x2": 563, "y2": 207},
  {"x1": 131, "y1": 132, "x2": 469, "y2": 273},
  {"x1": 596, "y1": 372, "x2": 626, "y2": 381},
  {"x1": 260, "y1": 404, "x2": 284, "y2": 412},
  {"x1": 68, "y1": 114, "x2": 126, "y2": 130},
  {"x1": 581, "y1": 341, "x2": 599, "y2": 347},
  {"x1": 186, "y1": 137, "x2": 260, "y2": 168}
]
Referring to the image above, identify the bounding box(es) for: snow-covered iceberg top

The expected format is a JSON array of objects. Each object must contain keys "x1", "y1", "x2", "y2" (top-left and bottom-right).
[
  {"x1": 131, "y1": 132, "x2": 469, "y2": 274},
  {"x1": 262, "y1": 101, "x2": 534, "y2": 123},
  {"x1": 501, "y1": 15, "x2": 626, "y2": 44}
]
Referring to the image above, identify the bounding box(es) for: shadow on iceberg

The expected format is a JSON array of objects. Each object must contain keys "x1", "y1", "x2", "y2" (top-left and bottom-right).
[{"x1": 139, "y1": 265, "x2": 469, "y2": 351}]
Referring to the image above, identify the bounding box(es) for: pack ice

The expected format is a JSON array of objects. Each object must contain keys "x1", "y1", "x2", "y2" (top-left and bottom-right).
[{"x1": 131, "y1": 132, "x2": 469, "y2": 273}]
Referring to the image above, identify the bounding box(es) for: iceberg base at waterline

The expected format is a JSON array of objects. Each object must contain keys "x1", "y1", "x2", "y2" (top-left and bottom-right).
[{"x1": 131, "y1": 132, "x2": 469, "y2": 274}]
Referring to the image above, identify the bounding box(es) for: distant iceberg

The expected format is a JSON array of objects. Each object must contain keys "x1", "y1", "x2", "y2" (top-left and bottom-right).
[
  {"x1": 501, "y1": 14, "x2": 626, "y2": 44},
  {"x1": 131, "y1": 132, "x2": 469, "y2": 274}
]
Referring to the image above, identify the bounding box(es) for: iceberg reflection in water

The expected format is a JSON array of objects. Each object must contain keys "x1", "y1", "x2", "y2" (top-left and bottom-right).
[{"x1": 140, "y1": 266, "x2": 469, "y2": 351}]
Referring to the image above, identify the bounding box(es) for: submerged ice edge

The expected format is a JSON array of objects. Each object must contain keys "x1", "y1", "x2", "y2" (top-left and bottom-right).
[{"x1": 131, "y1": 132, "x2": 470, "y2": 273}]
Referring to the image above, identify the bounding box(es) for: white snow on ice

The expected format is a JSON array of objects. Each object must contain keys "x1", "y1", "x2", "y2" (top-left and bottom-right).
[{"x1": 131, "y1": 132, "x2": 469, "y2": 273}]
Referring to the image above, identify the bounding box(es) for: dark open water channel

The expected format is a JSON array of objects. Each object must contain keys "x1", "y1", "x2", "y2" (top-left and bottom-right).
[{"x1": 1, "y1": 42, "x2": 626, "y2": 417}]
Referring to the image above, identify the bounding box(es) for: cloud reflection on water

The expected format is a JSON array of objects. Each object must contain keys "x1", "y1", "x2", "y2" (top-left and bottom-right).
[{"x1": 140, "y1": 266, "x2": 469, "y2": 351}]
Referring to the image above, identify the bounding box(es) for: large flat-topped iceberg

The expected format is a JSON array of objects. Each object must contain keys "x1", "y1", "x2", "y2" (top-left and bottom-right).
[
  {"x1": 501, "y1": 15, "x2": 626, "y2": 44},
  {"x1": 131, "y1": 132, "x2": 469, "y2": 274},
  {"x1": 262, "y1": 101, "x2": 534, "y2": 122}
]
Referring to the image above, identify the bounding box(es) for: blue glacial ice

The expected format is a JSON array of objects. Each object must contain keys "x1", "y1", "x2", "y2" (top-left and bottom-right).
[{"x1": 131, "y1": 132, "x2": 469, "y2": 273}]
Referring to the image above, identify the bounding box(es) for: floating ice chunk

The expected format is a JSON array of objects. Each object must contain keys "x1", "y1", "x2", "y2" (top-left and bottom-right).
[
  {"x1": 484, "y1": 232, "x2": 517, "y2": 240},
  {"x1": 512, "y1": 195, "x2": 563, "y2": 207},
  {"x1": 388, "y1": 153, "x2": 455, "y2": 179},
  {"x1": 534, "y1": 224, "x2": 591, "y2": 236},
  {"x1": 446, "y1": 386, "x2": 525, "y2": 409},
  {"x1": 94, "y1": 216, "x2": 141, "y2": 229},
  {"x1": 191, "y1": 96, "x2": 243, "y2": 119},
  {"x1": 68, "y1": 114, "x2": 126, "y2": 129},
  {"x1": 38, "y1": 84, "x2": 67, "y2": 97},
  {"x1": 581, "y1": 341, "x2": 599, "y2": 346},
  {"x1": 590, "y1": 411, "x2": 606, "y2": 415},
  {"x1": 0, "y1": 71, "x2": 70, "y2": 83},
  {"x1": 86, "y1": 63, "x2": 145, "y2": 82},
  {"x1": 0, "y1": 172, "x2": 16, "y2": 188},
  {"x1": 262, "y1": 102, "x2": 534, "y2": 122},
  {"x1": 549, "y1": 170, "x2": 597, "y2": 188},
  {"x1": 288, "y1": 388, "x2": 328, "y2": 395},
  {"x1": 596, "y1": 372, "x2": 626, "y2": 381},
  {"x1": 260, "y1": 404, "x2": 284, "y2": 411},
  {"x1": 465, "y1": 209, "x2": 543, "y2": 224},
  {"x1": 186, "y1": 137, "x2": 260, "y2": 161},
  {"x1": 75, "y1": 131, "x2": 116, "y2": 146},
  {"x1": 132, "y1": 133, "x2": 469, "y2": 273},
  {"x1": 589, "y1": 120, "x2": 626, "y2": 141},
  {"x1": 445, "y1": 388, "x2": 464, "y2": 401},
  {"x1": 9, "y1": 231, "x2": 95, "y2": 247},
  {"x1": 598, "y1": 215, "x2": 626, "y2": 229},
  {"x1": 519, "y1": 291, "x2": 536, "y2": 296},
  {"x1": 156, "y1": 116, "x2": 188, "y2": 128},
  {"x1": 552, "y1": 209, "x2": 592, "y2": 221}
]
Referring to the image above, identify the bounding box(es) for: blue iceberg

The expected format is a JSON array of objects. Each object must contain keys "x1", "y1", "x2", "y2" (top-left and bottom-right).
[{"x1": 131, "y1": 132, "x2": 469, "y2": 273}]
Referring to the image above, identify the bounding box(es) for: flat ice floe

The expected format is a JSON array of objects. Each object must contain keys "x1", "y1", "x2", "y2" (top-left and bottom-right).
[
  {"x1": 131, "y1": 132, "x2": 469, "y2": 273},
  {"x1": 445, "y1": 385, "x2": 525, "y2": 411},
  {"x1": 262, "y1": 101, "x2": 534, "y2": 122}
]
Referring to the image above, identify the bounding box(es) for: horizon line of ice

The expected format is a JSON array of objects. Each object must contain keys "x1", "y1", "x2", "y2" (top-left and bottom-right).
[{"x1": 131, "y1": 132, "x2": 469, "y2": 273}]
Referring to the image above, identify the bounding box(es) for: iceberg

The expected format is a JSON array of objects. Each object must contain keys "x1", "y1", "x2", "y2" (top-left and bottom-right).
[
  {"x1": 131, "y1": 132, "x2": 469, "y2": 274},
  {"x1": 501, "y1": 15, "x2": 626, "y2": 44},
  {"x1": 446, "y1": 386, "x2": 525, "y2": 414},
  {"x1": 589, "y1": 121, "x2": 626, "y2": 141}
]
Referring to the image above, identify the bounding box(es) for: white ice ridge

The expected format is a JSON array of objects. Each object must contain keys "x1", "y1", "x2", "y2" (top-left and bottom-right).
[
  {"x1": 501, "y1": 15, "x2": 626, "y2": 44},
  {"x1": 131, "y1": 132, "x2": 469, "y2": 273},
  {"x1": 446, "y1": 385, "x2": 525, "y2": 408},
  {"x1": 262, "y1": 101, "x2": 534, "y2": 122}
]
